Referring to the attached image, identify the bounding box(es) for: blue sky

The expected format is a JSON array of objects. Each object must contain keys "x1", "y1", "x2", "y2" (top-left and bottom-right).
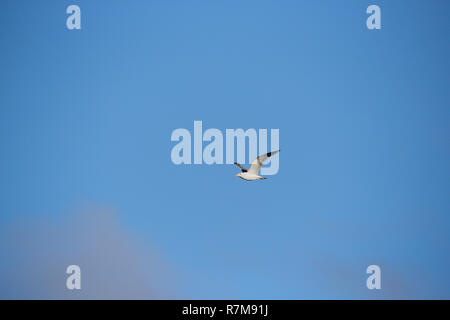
[{"x1": 0, "y1": 0, "x2": 449, "y2": 299}]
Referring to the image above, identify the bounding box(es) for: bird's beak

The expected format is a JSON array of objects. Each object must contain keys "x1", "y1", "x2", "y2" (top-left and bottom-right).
[{"x1": 235, "y1": 174, "x2": 239, "y2": 176}]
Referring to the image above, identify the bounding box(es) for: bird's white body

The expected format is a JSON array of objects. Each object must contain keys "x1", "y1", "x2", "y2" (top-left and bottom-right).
[
  {"x1": 235, "y1": 172, "x2": 267, "y2": 181},
  {"x1": 234, "y1": 150, "x2": 279, "y2": 181}
]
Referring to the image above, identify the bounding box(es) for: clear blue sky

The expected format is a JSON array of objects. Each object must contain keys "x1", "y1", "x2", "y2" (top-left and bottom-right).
[{"x1": 0, "y1": 0, "x2": 449, "y2": 299}]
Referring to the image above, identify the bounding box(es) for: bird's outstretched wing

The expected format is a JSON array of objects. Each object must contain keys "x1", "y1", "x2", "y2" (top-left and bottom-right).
[
  {"x1": 234, "y1": 162, "x2": 248, "y2": 172},
  {"x1": 248, "y1": 150, "x2": 280, "y2": 175}
]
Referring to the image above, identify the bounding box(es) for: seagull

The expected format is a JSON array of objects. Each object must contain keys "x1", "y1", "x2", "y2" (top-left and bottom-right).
[{"x1": 234, "y1": 150, "x2": 280, "y2": 181}]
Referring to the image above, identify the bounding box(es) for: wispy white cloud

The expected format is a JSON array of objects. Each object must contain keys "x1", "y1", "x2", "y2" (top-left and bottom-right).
[{"x1": 0, "y1": 207, "x2": 176, "y2": 299}]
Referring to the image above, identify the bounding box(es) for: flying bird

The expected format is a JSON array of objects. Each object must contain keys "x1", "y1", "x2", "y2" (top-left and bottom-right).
[{"x1": 234, "y1": 150, "x2": 280, "y2": 181}]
